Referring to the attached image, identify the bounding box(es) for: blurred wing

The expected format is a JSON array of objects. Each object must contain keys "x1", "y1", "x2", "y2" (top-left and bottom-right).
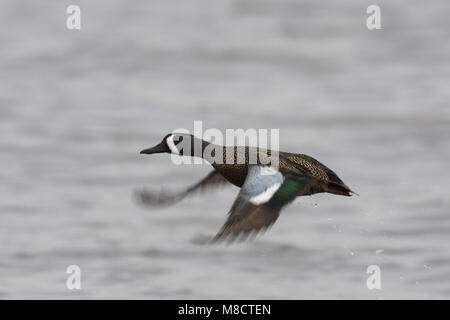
[
  {"x1": 211, "y1": 166, "x2": 309, "y2": 243},
  {"x1": 135, "y1": 170, "x2": 229, "y2": 206}
]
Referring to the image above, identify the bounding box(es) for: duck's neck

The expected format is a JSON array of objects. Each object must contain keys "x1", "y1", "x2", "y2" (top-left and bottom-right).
[{"x1": 185, "y1": 136, "x2": 214, "y2": 160}]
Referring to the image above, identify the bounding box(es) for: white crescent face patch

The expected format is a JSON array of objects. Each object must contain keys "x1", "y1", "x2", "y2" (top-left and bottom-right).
[{"x1": 166, "y1": 135, "x2": 180, "y2": 154}]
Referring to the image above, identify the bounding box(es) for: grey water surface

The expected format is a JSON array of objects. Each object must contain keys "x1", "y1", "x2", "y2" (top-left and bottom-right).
[{"x1": 1, "y1": 0, "x2": 450, "y2": 299}]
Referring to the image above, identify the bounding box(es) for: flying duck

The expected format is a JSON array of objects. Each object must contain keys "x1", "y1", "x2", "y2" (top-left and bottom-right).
[{"x1": 137, "y1": 133, "x2": 355, "y2": 242}]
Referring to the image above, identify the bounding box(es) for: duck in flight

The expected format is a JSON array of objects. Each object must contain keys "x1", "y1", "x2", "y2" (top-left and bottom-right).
[{"x1": 137, "y1": 133, "x2": 355, "y2": 243}]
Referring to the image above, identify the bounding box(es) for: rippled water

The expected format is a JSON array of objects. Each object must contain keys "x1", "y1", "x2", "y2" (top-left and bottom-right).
[{"x1": 1, "y1": 0, "x2": 450, "y2": 299}]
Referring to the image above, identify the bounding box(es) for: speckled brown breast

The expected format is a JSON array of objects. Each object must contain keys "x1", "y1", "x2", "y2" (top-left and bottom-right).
[
  {"x1": 212, "y1": 163, "x2": 248, "y2": 187},
  {"x1": 211, "y1": 146, "x2": 252, "y2": 187}
]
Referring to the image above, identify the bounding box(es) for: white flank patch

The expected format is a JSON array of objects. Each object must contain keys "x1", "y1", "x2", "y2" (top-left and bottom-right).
[
  {"x1": 249, "y1": 182, "x2": 282, "y2": 205},
  {"x1": 259, "y1": 165, "x2": 279, "y2": 176},
  {"x1": 166, "y1": 135, "x2": 179, "y2": 154}
]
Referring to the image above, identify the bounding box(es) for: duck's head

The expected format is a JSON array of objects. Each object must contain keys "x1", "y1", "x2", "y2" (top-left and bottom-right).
[{"x1": 140, "y1": 133, "x2": 199, "y2": 156}]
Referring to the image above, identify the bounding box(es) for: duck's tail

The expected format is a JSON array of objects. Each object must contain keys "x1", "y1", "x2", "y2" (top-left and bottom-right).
[{"x1": 321, "y1": 181, "x2": 358, "y2": 197}]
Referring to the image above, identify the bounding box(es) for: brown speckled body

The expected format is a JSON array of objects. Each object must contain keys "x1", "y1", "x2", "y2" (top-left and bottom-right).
[{"x1": 209, "y1": 146, "x2": 350, "y2": 196}]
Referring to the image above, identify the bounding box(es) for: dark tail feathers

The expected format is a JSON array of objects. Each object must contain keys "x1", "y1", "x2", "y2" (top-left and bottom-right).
[{"x1": 321, "y1": 181, "x2": 357, "y2": 197}]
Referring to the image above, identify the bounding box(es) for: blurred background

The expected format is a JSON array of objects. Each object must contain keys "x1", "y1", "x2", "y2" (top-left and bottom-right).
[{"x1": 1, "y1": 0, "x2": 449, "y2": 299}]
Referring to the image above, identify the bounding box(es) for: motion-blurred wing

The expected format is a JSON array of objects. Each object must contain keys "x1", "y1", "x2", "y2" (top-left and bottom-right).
[
  {"x1": 135, "y1": 170, "x2": 229, "y2": 206},
  {"x1": 211, "y1": 165, "x2": 309, "y2": 242}
]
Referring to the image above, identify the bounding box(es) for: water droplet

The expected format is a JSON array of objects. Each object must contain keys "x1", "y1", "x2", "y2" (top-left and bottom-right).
[{"x1": 344, "y1": 246, "x2": 355, "y2": 256}]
